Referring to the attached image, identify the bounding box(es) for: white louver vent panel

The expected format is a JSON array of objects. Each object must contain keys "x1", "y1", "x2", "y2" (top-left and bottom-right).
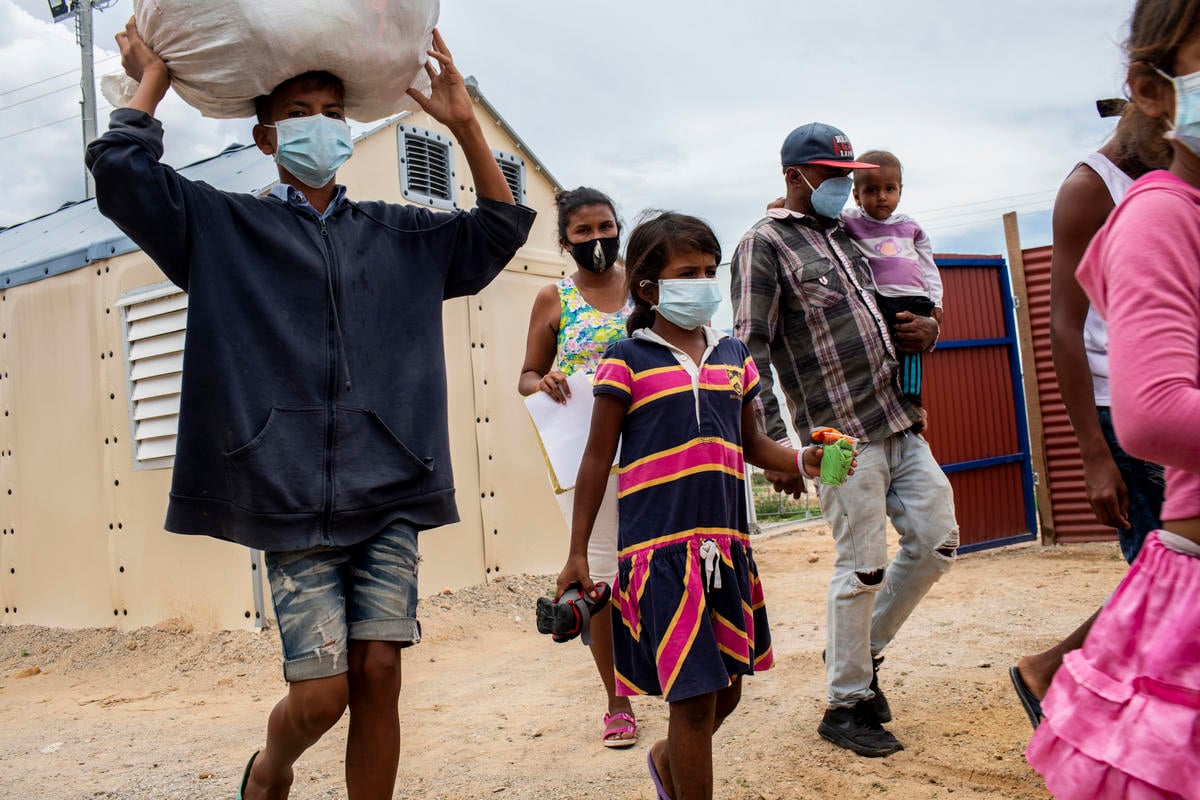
[
  {"x1": 493, "y1": 150, "x2": 526, "y2": 205},
  {"x1": 117, "y1": 283, "x2": 186, "y2": 470},
  {"x1": 398, "y1": 125, "x2": 457, "y2": 210}
]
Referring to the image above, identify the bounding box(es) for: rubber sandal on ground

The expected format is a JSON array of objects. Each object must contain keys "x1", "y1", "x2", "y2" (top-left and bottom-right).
[
  {"x1": 1008, "y1": 666, "x2": 1044, "y2": 731},
  {"x1": 602, "y1": 710, "x2": 638, "y2": 748},
  {"x1": 235, "y1": 750, "x2": 260, "y2": 800},
  {"x1": 647, "y1": 749, "x2": 673, "y2": 800}
]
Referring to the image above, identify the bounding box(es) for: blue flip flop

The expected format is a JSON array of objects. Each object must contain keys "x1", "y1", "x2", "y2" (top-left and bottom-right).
[
  {"x1": 236, "y1": 750, "x2": 259, "y2": 800},
  {"x1": 647, "y1": 749, "x2": 672, "y2": 800},
  {"x1": 1008, "y1": 667, "x2": 1044, "y2": 731}
]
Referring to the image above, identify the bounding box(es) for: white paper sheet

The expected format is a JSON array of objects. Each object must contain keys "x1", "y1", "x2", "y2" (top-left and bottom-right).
[{"x1": 524, "y1": 372, "x2": 619, "y2": 493}]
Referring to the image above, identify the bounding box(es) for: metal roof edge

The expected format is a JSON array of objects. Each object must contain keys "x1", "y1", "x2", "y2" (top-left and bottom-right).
[
  {"x1": 464, "y1": 76, "x2": 565, "y2": 195},
  {"x1": 1, "y1": 234, "x2": 138, "y2": 290}
]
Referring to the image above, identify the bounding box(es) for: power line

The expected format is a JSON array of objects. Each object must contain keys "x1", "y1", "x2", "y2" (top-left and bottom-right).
[
  {"x1": 0, "y1": 83, "x2": 79, "y2": 112},
  {"x1": 923, "y1": 202, "x2": 1053, "y2": 235},
  {"x1": 909, "y1": 188, "x2": 1059, "y2": 217},
  {"x1": 0, "y1": 55, "x2": 118, "y2": 99},
  {"x1": 0, "y1": 104, "x2": 113, "y2": 144},
  {"x1": 916, "y1": 192, "x2": 1057, "y2": 226}
]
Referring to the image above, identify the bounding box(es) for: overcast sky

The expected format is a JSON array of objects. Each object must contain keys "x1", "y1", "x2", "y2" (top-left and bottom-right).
[{"x1": 2, "y1": 0, "x2": 1137, "y2": 258}]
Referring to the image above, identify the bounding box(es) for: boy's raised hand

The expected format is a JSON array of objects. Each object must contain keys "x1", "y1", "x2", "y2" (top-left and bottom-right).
[
  {"x1": 116, "y1": 17, "x2": 166, "y2": 84},
  {"x1": 405, "y1": 29, "x2": 474, "y2": 131},
  {"x1": 115, "y1": 17, "x2": 171, "y2": 115}
]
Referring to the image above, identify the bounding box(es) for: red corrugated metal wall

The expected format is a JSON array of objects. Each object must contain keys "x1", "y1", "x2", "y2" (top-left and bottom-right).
[
  {"x1": 1019, "y1": 245, "x2": 1112, "y2": 544},
  {"x1": 923, "y1": 256, "x2": 1036, "y2": 552}
]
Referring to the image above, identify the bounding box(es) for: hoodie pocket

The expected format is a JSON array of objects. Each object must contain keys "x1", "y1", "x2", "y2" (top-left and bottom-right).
[
  {"x1": 224, "y1": 407, "x2": 325, "y2": 514},
  {"x1": 333, "y1": 408, "x2": 435, "y2": 510}
]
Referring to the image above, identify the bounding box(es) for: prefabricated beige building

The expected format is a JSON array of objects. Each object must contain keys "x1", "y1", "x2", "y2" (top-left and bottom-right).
[{"x1": 0, "y1": 80, "x2": 576, "y2": 632}]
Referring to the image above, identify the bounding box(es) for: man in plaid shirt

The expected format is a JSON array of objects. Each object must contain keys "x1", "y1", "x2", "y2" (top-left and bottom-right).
[{"x1": 732, "y1": 122, "x2": 959, "y2": 758}]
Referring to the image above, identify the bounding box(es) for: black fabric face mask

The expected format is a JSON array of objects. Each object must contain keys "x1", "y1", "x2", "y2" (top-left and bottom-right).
[{"x1": 570, "y1": 236, "x2": 620, "y2": 273}]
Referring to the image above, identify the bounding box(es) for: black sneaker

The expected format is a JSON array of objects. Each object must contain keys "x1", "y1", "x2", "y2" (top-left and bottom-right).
[
  {"x1": 818, "y1": 701, "x2": 904, "y2": 757},
  {"x1": 820, "y1": 651, "x2": 893, "y2": 724},
  {"x1": 866, "y1": 655, "x2": 892, "y2": 724}
]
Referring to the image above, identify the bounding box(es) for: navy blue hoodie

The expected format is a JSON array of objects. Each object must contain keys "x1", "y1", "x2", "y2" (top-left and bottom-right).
[{"x1": 86, "y1": 108, "x2": 536, "y2": 552}]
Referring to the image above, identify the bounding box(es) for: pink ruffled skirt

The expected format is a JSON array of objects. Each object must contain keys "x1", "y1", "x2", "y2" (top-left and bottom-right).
[{"x1": 1026, "y1": 533, "x2": 1200, "y2": 799}]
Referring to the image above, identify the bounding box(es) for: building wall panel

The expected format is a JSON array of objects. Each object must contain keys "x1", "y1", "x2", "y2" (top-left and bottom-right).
[
  {"x1": 1018, "y1": 245, "x2": 1112, "y2": 544},
  {"x1": 921, "y1": 257, "x2": 1036, "y2": 552}
]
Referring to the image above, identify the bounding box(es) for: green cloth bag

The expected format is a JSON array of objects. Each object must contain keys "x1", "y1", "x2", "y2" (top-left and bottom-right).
[{"x1": 820, "y1": 437, "x2": 855, "y2": 486}]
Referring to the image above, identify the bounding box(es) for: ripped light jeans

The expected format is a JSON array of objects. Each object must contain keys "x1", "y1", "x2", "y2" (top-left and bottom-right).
[{"x1": 819, "y1": 431, "x2": 958, "y2": 708}]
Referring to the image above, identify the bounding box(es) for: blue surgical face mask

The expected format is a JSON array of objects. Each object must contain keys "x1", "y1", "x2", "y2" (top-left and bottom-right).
[
  {"x1": 651, "y1": 278, "x2": 722, "y2": 330},
  {"x1": 1155, "y1": 65, "x2": 1200, "y2": 157},
  {"x1": 268, "y1": 114, "x2": 354, "y2": 188},
  {"x1": 796, "y1": 168, "x2": 852, "y2": 219}
]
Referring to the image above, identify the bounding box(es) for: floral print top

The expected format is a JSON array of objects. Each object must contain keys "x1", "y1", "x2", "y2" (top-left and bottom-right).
[{"x1": 554, "y1": 275, "x2": 633, "y2": 377}]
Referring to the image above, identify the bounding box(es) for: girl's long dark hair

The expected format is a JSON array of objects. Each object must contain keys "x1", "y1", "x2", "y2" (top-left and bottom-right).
[{"x1": 623, "y1": 211, "x2": 722, "y2": 336}]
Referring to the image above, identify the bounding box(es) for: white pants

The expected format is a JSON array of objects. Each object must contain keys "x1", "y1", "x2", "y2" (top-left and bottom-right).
[{"x1": 555, "y1": 473, "x2": 619, "y2": 587}]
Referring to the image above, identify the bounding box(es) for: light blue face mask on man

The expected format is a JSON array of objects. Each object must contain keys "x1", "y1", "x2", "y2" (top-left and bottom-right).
[
  {"x1": 268, "y1": 114, "x2": 354, "y2": 188},
  {"x1": 1155, "y1": 65, "x2": 1200, "y2": 157},
  {"x1": 796, "y1": 168, "x2": 853, "y2": 219},
  {"x1": 652, "y1": 278, "x2": 723, "y2": 330}
]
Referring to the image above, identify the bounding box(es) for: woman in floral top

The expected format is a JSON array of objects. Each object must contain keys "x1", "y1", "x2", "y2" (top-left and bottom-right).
[{"x1": 518, "y1": 187, "x2": 636, "y2": 747}]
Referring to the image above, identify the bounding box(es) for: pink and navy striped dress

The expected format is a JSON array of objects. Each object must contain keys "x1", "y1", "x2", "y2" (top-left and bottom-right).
[{"x1": 593, "y1": 327, "x2": 774, "y2": 702}]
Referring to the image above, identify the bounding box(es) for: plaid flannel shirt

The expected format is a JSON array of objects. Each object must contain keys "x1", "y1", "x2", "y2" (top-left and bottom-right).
[{"x1": 731, "y1": 208, "x2": 919, "y2": 444}]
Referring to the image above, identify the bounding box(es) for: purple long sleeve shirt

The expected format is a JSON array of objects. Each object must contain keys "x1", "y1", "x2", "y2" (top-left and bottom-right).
[{"x1": 840, "y1": 208, "x2": 942, "y2": 306}]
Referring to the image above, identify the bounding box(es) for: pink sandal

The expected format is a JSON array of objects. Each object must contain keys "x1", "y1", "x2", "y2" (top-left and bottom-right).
[{"x1": 602, "y1": 710, "x2": 638, "y2": 748}]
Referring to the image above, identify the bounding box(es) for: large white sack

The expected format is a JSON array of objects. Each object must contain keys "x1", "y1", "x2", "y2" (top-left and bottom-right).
[{"x1": 100, "y1": 0, "x2": 439, "y2": 122}]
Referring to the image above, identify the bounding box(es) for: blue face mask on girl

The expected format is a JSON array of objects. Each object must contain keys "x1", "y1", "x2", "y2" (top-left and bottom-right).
[
  {"x1": 652, "y1": 278, "x2": 723, "y2": 330},
  {"x1": 796, "y1": 168, "x2": 852, "y2": 220},
  {"x1": 1155, "y1": 65, "x2": 1200, "y2": 157},
  {"x1": 268, "y1": 114, "x2": 354, "y2": 188}
]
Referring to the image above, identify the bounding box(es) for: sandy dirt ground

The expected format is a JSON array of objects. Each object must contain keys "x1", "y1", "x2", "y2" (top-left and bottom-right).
[{"x1": 0, "y1": 520, "x2": 1128, "y2": 799}]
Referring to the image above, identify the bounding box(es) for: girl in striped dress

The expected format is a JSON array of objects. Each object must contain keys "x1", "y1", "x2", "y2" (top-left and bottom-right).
[{"x1": 557, "y1": 212, "x2": 838, "y2": 800}]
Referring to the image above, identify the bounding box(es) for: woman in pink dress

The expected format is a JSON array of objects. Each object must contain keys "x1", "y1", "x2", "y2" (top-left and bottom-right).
[{"x1": 1025, "y1": 1, "x2": 1200, "y2": 797}]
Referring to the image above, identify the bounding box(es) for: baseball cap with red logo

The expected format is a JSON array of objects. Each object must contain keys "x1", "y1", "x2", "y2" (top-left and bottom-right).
[{"x1": 781, "y1": 122, "x2": 879, "y2": 169}]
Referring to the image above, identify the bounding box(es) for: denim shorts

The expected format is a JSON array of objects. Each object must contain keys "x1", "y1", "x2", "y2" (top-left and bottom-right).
[{"x1": 264, "y1": 522, "x2": 421, "y2": 682}]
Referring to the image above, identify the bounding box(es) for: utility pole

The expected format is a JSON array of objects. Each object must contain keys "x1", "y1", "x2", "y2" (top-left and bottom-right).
[
  {"x1": 77, "y1": 1, "x2": 97, "y2": 199},
  {"x1": 47, "y1": 0, "x2": 117, "y2": 200}
]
